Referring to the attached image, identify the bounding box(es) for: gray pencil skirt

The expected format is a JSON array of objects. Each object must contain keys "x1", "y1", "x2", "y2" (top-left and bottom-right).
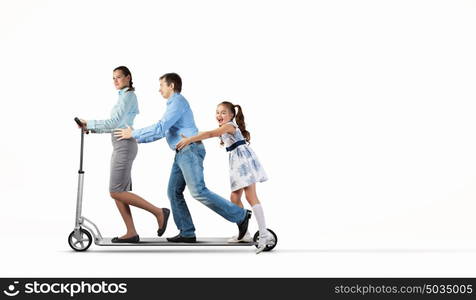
[{"x1": 109, "y1": 134, "x2": 138, "y2": 193}]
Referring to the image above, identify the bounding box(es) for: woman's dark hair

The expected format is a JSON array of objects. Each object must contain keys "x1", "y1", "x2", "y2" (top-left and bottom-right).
[
  {"x1": 113, "y1": 66, "x2": 135, "y2": 91},
  {"x1": 219, "y1": 101, "x2": 251, "y2": 144},
  {"x1": 159, "y1": 73, "x2": 182, "y2": 93}
]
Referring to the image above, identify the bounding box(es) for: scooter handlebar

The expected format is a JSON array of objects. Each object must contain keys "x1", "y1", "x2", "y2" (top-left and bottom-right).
[
  {"x1": 74, "y1": 117, "x2": 83, "y2": 127},
  {"x1": 74, "y1": 117, "x2": 89, "y2": 134}
]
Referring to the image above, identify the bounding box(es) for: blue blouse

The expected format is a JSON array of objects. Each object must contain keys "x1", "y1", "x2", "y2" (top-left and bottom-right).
[{"x1": 87, "y1": 87, "x2": 139, "y2": 133}]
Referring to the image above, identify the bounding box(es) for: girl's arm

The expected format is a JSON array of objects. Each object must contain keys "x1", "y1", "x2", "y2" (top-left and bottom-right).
[{"x1": 176, "y1": 124, "x2": 235, "y2": 150}]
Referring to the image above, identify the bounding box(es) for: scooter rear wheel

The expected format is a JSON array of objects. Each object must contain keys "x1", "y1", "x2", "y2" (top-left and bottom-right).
[
  {"x1": 253, "y1": 229, "x2": 278, "y2": 252},
  {"x1": 68, "y1": 228, "x2": 92, "y2": 251}
]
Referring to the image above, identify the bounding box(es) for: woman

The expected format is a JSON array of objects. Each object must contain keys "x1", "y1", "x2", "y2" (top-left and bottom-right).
[{"x1": 78, "y1": 66, "x2": 169, "y2": 243}]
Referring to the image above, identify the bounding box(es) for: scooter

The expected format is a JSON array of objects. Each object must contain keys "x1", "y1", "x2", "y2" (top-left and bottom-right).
[{"x1": 68, "y1": 117, "x2": 278, "y2": 252}]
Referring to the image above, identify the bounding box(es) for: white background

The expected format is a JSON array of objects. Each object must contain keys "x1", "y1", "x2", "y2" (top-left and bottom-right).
[{"x1": 1, "y1": 0, "x2": 476, "y2": 277}]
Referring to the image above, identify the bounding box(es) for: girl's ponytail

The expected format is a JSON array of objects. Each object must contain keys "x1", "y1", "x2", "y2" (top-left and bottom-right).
[{"x1": 234, "y1": 104, "x2": 250, "y2": 143}]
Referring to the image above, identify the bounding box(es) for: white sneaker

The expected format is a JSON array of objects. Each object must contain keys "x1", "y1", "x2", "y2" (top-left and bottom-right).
[
  {"x1": 227, "y1": 231, "x2": 253, "y2": 243},
  {"x1": 256, "y1": 231, "x2": 275, "y2": 254}
]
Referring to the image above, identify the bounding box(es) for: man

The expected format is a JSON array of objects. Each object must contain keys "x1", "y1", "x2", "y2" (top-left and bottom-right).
[{"x1": 114, "y1": 73, "x2": 251, "y2": 243}]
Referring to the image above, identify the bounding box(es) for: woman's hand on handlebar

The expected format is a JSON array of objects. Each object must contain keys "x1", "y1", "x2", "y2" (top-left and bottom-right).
[
  {"x1": 77, "y1": 118, "x2": 89, "y2": 133},
  {"x1": 76, "y1": 118, "x2": 87, "y2": 128}
]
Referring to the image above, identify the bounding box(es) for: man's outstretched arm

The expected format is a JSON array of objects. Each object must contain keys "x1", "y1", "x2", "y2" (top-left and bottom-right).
[{"x1": 114, "y1": 97, "x2": 185, "y2": 143}]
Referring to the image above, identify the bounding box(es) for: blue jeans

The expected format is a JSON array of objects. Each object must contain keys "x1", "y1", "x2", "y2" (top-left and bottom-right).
[{"x1": 167, "y1": 142, "x2": 246, "y2": 237}]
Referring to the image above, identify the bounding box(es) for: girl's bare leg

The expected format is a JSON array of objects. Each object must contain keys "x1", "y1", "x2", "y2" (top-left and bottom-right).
[
  {"x1": 243, "y1": 184, "x2": 260, "y2": 206},
  {"x1": 230, "y1": 189, "x2": 244, "y2": 208},
  {"x1": 244, "y1": 184, "x2": 269, "y2": 242}
]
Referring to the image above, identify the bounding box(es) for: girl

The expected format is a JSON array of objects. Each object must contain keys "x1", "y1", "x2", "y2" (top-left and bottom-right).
[
  {"x1": 176, "y1": 101, "x2": 274, "y2": 253},
  {"x1": 77, "y1": 66, "x2": 170, "y2": 243}
]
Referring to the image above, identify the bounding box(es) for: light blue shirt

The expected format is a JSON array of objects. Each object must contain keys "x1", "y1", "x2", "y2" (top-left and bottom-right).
[
  {"x1": 132, "y1": 93, "x2": 198, "y2": 150},
  {"x1": 87, "y1": 87, "x2": 139, "y2": 133}
]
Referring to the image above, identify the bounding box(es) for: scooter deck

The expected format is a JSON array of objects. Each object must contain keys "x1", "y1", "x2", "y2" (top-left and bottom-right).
[{"x1": 96, "y1": 237, "x2": 256, "y2": 246}]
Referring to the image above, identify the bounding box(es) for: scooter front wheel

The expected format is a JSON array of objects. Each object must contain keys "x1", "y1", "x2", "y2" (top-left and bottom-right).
[
  {"x1": 68, "y1": 228, "x2": 92, "y2": 251},
  {"x1": 253, "y1": 229, "x2": 278, "y2": 252}
]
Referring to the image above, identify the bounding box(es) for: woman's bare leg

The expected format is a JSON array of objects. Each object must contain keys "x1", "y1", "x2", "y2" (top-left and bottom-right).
[
  {"x1": 113, "y1": 199, "x2": 137, "y2": 238},
  {"x1": 111, "y1": 192, "x2": 165, "y2": 236}
]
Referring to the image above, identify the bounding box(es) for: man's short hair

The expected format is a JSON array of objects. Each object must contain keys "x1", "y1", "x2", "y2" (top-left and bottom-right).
[{"x1": 160, "y1": 73, "x2": 182, "y2": 93}]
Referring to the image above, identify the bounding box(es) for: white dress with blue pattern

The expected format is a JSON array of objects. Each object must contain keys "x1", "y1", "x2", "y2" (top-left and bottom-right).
[{"x1": 220, "y1": 121, "x2": 268, "y2": 191}]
